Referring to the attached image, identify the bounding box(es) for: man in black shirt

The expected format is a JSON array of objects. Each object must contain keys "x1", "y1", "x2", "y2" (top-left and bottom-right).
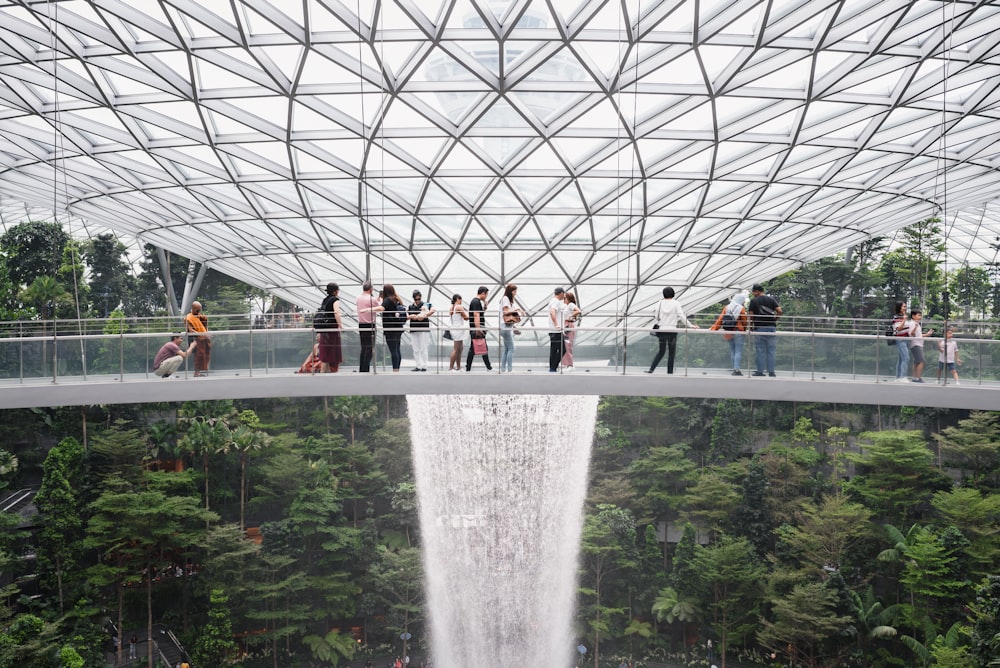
[
  {"x1": 466, "y1": 286, "x2": 492, "y2": 371},
  {"x1": 407, "y1": 290, "x2": 434, "y2": 371},
  {"x1": 747, "y1": 283, "x2": 782, "y2": 376}
]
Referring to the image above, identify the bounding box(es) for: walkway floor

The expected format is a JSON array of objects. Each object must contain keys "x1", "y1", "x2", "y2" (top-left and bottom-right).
[{"x1": 0, "y1": 363, "x2": 994, "y2": 410}]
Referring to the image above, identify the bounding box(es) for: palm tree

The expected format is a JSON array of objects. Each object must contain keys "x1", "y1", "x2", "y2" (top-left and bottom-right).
[
  {"x1": 147, "y1": 421, "x2": 182, "y2": 471},
  {"x1": 848, "y1": 587, "x2": 898, "y2": 660},
  {"x1": 652, "y1": 586, "x2": 700, "y2": 656},
  {"x1": 20, "y1": 275, "x2": 69, "y2": 375},
  {"x1": 330, "y1": 396, "x2": 378, "y2": 444},
  {"x1": 180, "y1": 418, "x2": 231, "y2": 513},
  {"x1": 0, "y1": 449, "x2": 17, "y2": 490},
  {"x1": 229, "y1": 424, "x2": 270, "y2": 532}
]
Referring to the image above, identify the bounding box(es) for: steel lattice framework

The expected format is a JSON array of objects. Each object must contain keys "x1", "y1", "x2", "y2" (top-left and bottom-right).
[{"x1": 2, "y1": 0, "x2": 1000, "y2": 315}]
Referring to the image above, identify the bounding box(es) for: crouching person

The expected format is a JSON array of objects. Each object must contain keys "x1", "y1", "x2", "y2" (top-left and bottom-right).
[{"x1": 153, "y1": 334, "x2": 196, "y2": 378}]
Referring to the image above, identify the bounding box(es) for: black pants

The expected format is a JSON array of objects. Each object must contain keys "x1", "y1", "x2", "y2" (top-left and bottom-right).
[
  {"x1": 649, "y1": 332, "x2": 678, "y2": 373},
  {"x1": 359, "y1": 323, "x2": 375, "y2": 372},
  {"x1": 466, "y1": 334, "x2": 492, "y2": 371},
  {"x1": 549, "y1": 332, "x2": 563, "y2": 371}
]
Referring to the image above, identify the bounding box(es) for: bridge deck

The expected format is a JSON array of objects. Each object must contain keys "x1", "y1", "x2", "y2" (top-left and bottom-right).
[{"x1": 1, "y1": 364, "x2": 994, "y2": 410}]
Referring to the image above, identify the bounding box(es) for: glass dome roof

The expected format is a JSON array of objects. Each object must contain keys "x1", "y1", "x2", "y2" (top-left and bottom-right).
[{"x1": 2, "y1": 0, "x2": 1000, "y2": 316}]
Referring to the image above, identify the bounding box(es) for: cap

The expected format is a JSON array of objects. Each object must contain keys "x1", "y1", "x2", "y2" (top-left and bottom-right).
[
  {"x1": 752, "y1": 284, "x2": 764, "y2": 292},
  {"x1": 554, "y1": 287, "x2": 565, "y2": 295},
  {"x1": 477, "y1": 286, "x2": 489, "y2": 294}
]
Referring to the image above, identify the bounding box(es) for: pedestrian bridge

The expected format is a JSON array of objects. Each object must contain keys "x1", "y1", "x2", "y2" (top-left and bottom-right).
[{"x1": 1, "y1": 321, "x2": 996, "y2": 411}]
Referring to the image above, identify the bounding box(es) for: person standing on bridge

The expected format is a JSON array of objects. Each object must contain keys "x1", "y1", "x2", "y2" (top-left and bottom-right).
[
  {"x1": 889, "y1": 300, "x2": 910, "y2": 383},
  {"x1": 548, "y1": 287, "x2": 566, "y2": 372},
  {"x1": 561, "y1": 290, "x2": 581, "y2": 371},
  {"x1": 748, "y1": 284, "x2": 781, "y2": 377},
  {"x1": 357, "y1": 280, "x2": 381, "y2": 372},
  {"x1": 378, "y1": 284, "x2": 406, "y2": 372},
  {"x1": 466, "y1": 286, "x2": 493, "y2": 372},
  {"x1": 184, "y1": 302, "x2": 211, "y2": 377},
  {"x1": 315, "y1": 282, "x2": 343, "y2": 373},
  {"x1": 907, "y1": 308, "x2": 933, "y2": 383},
  {"x1": 710, "y1": 294, "x2": 748, "y2": 375},
  {"x1": 647, "y1": 287, "x2": 698, "y2": 374},
  {"x1": 498, "y1": 283, "x2": 519, "y2": 373},
  {"x1": 407, "y1": 289, "x2": 434, "y2": 372},
  {"x1": 448, "y1": 294, "x2": 468, "y2": 372}
]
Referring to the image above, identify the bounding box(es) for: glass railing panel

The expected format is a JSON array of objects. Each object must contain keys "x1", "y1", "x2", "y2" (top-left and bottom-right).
[{"x1": 0, "y1": 321, "x2": 997, "y2": 387}]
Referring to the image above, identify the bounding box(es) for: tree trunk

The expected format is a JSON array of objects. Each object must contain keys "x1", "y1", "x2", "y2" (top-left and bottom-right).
[
  {"x1": 240, "y1": 453, "x2": 247, "y2": 532},
  {"x1": 147, "y1": 562, "x2": 154, "y2": 668}
]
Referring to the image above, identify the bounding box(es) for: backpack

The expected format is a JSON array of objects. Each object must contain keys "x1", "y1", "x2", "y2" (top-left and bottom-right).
[
  {"x1": 395, "y1": 302, "x2": 407, "y2": 321},
  {"x1": 721, "y1": 310, "x2": 738, "y2": 331},
  {"x1": 313, "y1": 297, "x2": 335, "y2": 329}
]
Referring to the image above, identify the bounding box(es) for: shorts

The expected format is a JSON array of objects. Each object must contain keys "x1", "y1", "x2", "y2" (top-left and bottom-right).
[
  {"x1": 938, "y1": 361, "x2": 956, "y2": 372},
  {"x1": 909, "y1": 346, "x2": 924, "y2": 364}
]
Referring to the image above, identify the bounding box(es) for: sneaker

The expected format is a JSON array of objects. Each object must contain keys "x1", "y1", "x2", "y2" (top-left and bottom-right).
[
  {"x1": 411, "y1": 368, "x2": 421, "y2": 372},
  {"x1": 564, "y1": 366, "x2": 574, "y2": 372},
  {"x1": 911, "y1": 378, "x2": 925, "y2": 383},
  {"x1": 751, "y1": 371, "x2": 766, "y2": 376},
  {"x1": 895, "y1": 377, "x2": 910, "y2": 383},
  {"x1": 644, "y1": 369, "x2": 654, "y2": 374},
  {"x1": 768, "y1": 373, "x2": 776, "y2": 377},
  {"x1": 731, "y1": 370, "x2": 742, "y2": 376},
  {"x1": 549, "y1": 369, "x2": 558, "y2": 373},
  {"x1": 954, "y1": 380, "x2": 961, "y2": 386}
]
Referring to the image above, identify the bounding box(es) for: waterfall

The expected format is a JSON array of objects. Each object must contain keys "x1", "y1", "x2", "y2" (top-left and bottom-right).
[{"x1": 408, "y1": 394, "x2": 599, "y2": 668}]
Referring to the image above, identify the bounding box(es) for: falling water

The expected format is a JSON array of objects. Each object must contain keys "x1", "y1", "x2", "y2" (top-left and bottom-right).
[{"x1": 407, "y1": 394, "x2": 599, "y2": 668}]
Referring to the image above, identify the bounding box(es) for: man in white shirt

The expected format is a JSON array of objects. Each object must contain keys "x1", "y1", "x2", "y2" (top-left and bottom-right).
[{"x1": 548, "y1": 287, "x2": 566, "y2": 372}]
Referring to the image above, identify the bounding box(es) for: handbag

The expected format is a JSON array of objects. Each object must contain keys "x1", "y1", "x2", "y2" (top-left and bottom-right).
[
  {"x1": 650, "y1": 323, "x2": 660, "y2": 337},
  {"x1": 443, "y1": 330, "x2": 453, "y2": 340},
  {"x1": 472, "y1": 337, "x2": 488, "y2": 356}
]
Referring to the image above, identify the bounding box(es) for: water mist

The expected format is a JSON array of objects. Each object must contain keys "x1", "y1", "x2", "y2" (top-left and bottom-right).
[{"x1": 407, "y1": 394, "x2": 599, "y2": 668}]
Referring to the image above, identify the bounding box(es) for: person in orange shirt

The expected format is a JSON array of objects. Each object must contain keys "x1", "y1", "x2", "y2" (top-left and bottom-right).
[
  {"x1": 709, "y1": 294, "x2": 749, "y2": 375},
  {"x1": 184, "y1": 301, "x2": 211, "y2": 376}
]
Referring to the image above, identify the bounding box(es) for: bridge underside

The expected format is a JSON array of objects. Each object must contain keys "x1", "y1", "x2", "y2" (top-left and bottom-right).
[{"x1": 2, "y1": 371, "x2": 992, "y2": 411}]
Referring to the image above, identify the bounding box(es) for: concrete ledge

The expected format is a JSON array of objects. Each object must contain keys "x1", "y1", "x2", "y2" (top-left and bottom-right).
[{"x1": 0, "y1": 369, "x2": 995, "y2": 410}]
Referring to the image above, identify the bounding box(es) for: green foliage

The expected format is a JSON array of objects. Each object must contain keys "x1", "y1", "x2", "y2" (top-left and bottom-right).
[
  {"x1": 846, "y1": 430, "x2": 951, "y2": 522},
  {"x1": 35, "y1": 437, "x2": 87, "y2": 612},
  {"x1": 5, "y1": 395, "x2": 1000, "y2": 668},
  {"x1": 934, "y1": 411, "x2": 1000, "y2": 489},
  {"x1": 708, "y1": 399, "x2": 751, "y2": 464},
  {"x1": 757, "y1": 581, "x2": 852, "y2": 666},
  {"x1": 192, "y1": 588, "x2": 238, "y2": 666},
  {"x1": 729, "y1": 457, "x2": 775, "y2": 557},
  {"x1": 84, "y1": 232, "x2": 134, "y2": 317},
  {"x1": 58, "y1": 645, "x2": 85, "y2": 668},
  {"x1": 0, "y1": 220, "x2": 71, "y2": 289},
  {"x1": 971, "y1": 575, "x2": 1000, "y2": 667},
  {"x1": 693, "y1": 534, "x2": 766, "y2": 657},
  {"x1": 776, "y1": 494, "x2": 872, "y2": 575}
]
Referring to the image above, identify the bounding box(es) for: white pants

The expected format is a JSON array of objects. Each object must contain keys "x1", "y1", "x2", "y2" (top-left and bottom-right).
[
  {"x1": 155, "y1": 354, "x2": 184, "y2": 377},
  {"x1": 411, "y1": 331, "x2": 429, "y2": 368}
]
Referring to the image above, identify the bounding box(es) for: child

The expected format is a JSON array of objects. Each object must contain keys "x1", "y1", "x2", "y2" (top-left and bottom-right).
[
  {"x1": 907, "y1": 309, "x2": 933, "y2": 382},
  {"x1": 936, "y1": 328, "x2": 961, "y2": 385}
]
